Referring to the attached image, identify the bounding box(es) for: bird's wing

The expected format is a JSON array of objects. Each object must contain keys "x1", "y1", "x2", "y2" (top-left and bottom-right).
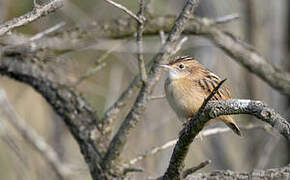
[{"x1": 197, "y1": 72, "x2": 232, "y2": 100}]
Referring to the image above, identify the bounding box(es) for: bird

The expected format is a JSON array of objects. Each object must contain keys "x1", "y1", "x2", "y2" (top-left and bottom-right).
[{"x1": 160, "y1": 56, "x2": 242, "y2": 136}]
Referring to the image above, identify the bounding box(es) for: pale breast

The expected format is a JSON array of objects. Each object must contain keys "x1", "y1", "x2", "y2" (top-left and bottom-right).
[{"x1": 165, "y1": 78, "x2": 205, "y2": 121}]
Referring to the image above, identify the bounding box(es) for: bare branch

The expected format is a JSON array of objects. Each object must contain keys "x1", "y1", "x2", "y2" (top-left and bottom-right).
[
  {"x1": 103, "y1": 0, "x2": 143, "y2": 23},
  {"x1": 183, "y1": 160, "x2": 211, "y2": 178},
  {"x1": 136, "y1": 0, "x2": 147, "y2": 83},
  {"x1": 148, "y1": 94, "x2": 166, "y2": 101},
  {"x1": 172, "y1": 36, "x2": 188, "y2": 55},
  {"x1": 159, "y1": 30, "x2": 166, "y2": 45},
  {"x1": 101, "y1": 76, "x2": 139, "y2": 135},
  {"x1": 0, "y1": 89, "x2": 73, "y2": 179},
  {"x1": 163, "y1": 98, "x2": 290, "y2": 179},
  {"x1": 0, "y1": 55, "x2": 107, "y2": 179},
  {"x1": 29, "y1": 21, "x2": 66, "y2": 41},
  {"x1": 214, "y1": 13, "x2": 240, "y2": 24},
  {"x1": 74, "y1": 62, "x2": 107, "y2": 86},
  {"x1": 102, "y1": 0, "x2": 200, "y2": 172},
  {"x1": 185, "y1": 164, "x2": 290, "y2": 180},
  {"x1": 127, "y1": 139, "x2": 177, "y2": 167},
  {"x1": 0, "y1": 0, "x2": 64, "y2": 36}
]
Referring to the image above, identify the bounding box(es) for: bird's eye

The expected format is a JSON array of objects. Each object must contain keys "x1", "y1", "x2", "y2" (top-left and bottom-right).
[{"x1": 178, "y1": 64, "x2": 185, "y2": 69}]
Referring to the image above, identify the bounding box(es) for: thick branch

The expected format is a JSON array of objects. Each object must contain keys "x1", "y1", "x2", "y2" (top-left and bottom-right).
[
  {"x1": 0, "y1": 0, "x2": 64, "y2": 36},
  {"x1": 0, "y1": 55, "x2": 107, "y2": 179},
  {"x1": 163, "y1": 99, "x2": 289, "y2": 179},
  {"x1": 185, "y1": 164, "x2": 290, "y2": 180}
]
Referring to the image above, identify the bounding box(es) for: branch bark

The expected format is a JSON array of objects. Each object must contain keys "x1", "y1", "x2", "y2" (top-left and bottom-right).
[
  {"x1": 0, "y1": 55, "x2": 107, "y2": 179},
  {"x1": 0, "y1": 0, "x2": 64, "y2": 36},
  {"x1": 163, "y1": 99, "x2": 290, "y2": 179},
  {"x1": 185, "y1": 164, "x2": 290, "y2": 180}
]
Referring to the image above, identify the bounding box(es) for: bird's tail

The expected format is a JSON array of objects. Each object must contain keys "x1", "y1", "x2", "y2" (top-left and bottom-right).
[{"x1": 221, "y1": 116, "x2": 242, "y2": 136}]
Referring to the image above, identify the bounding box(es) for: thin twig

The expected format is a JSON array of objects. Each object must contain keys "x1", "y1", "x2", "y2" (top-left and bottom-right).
[
  {"x1": 127, "y1": 139, "x2": 177, "y2": 166},
  {"x1": 172, "y1": 36, "x2": 188, "y2": 54},
  {"x1": 74, "y1": 40, "x2": 125, "y2": 86},
  {"x1": 136, "y1": 0, "x2": 147, "y2": 83},
  {"x1": 159, "y1": 30, "x2": 166, "y2": 45},
  {"x1": 198, "y1": 79, "x2": 226, "y2": 116},
  {"x1": 0, "y1": 0, "x2": 64, "y2": 36},
  {"x1": 183, "y1": 160, "x2": 211, "y2": 178},
  {"x1": 123, "y1": 168, "x2": 143, "y2": 176},
  {"x1": 214, "y1": 13, "x2": 240, "y2": 24},
  {"x1": 74, "y1": 62, "x2": 107, "y2": 86},
  {"x1": 29, "y1": 22, "x2": 66, "y2": 41},
  {"x1": 101, "y1": 76, "x2": 139, "y2": 135},
  {"x1": 148, "y1": 95, "x2": 166, "y2": 101},
  {"x1": 0, "y1": 89, "x2": 73, "y2": 180},
  {"x1": 103, "y1": 0, "x2": 143, "y2": 23}
]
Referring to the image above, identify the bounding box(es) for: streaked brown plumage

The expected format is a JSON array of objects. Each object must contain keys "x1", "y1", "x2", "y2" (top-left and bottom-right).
[{"x1": 161, "y1": 56, "x2": 242, "y2": 136}]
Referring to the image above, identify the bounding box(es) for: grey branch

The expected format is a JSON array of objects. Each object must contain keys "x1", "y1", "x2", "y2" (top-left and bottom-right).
[
  {"x1": 0, "y1": 0, "x2": 64, "y2": 36},
  {"x1": 0, "y1": 55, "x2": 107, "y2": 179},
  {"x1": 0, "y1": 89, "x2": 73, "y2": 179},
  {"x1": 185, "y1": 164, "x2": 290, "y2": 180},
  {"x1": 101, "y1": 76, "x2": 139, "y2": 135},
  {"x1": 103, "y1": 0, "x2": 143, "y2": 23},
  {"x1": 183, "y1": 160, "x2": 211, "y2": 178},
  {"x1": 163, "y1": 99, "x2": 289, "y2": 179},
  {"x1": 29, "y1": 21, "x2": 66, "y2": 41},
  {"x1": 102, "y1": 0, "x2": 200, "y2": 172},
  {"x1": 136, "y1": 0, "x2": 147, "y2": 83},
  {"x1": 214, "y1": 13, "x2": 240, "y2": 24}
]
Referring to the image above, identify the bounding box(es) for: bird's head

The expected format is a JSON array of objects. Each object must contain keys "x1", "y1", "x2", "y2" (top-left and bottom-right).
[{"x1": 160, "y1": 56, "x2": 200, "y2": 80}]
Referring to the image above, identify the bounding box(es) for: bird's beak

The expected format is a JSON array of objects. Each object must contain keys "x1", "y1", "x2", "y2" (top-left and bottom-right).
[{"x1": 159, "y1": 64, "x2": 172, "y2": 70}]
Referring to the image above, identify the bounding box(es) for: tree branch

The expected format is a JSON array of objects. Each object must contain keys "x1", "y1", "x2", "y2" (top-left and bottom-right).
[
  {"x1": 101, "y1": 0, "x2": 200, "y2": 172},
  {"x1": 185, "y1": 164, "x2": 290, "y2": 180},
  {"x1": 103, "y1": 0, "x2": 143, "y2": 23},
  {"x1": 136, "y1": 0, "x2": 147, "y2": 83},
  {"x1": 183, "y1": 160, "x2": 211, "y2": 178},
  {"x1": 0, "y1": 55, "x2": 107, "y2": 179},
  {"x1": 0, "y1": 0, "x2": 64, "y2": 36},
  {"x1": 163, "y1": 99, "x2": 289, "y2": 179}
]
